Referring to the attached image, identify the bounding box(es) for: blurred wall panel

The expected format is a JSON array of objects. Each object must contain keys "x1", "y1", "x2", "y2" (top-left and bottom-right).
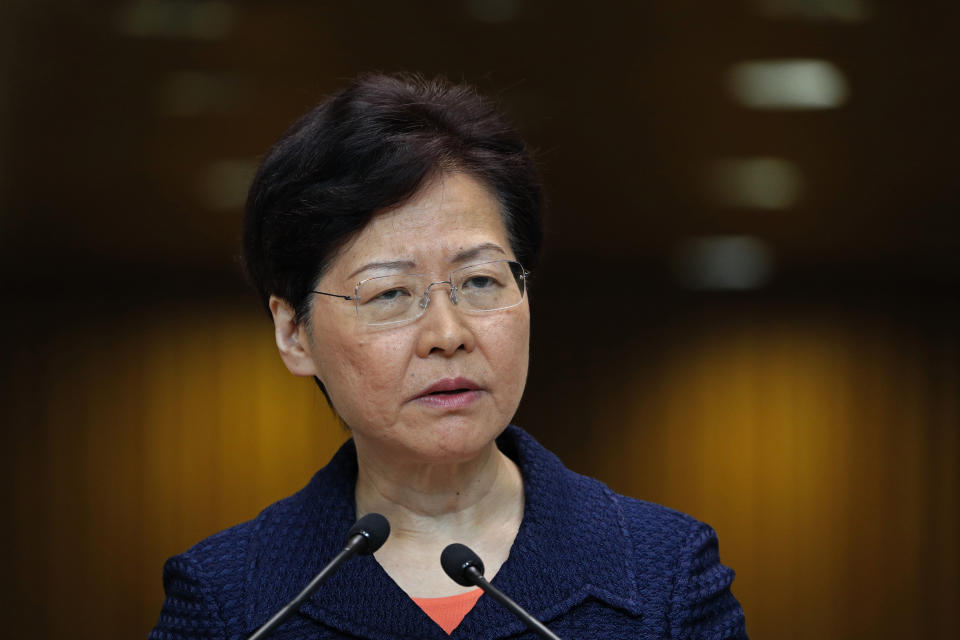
[
  {"x1": 573, "y1": 306, "x2": 959, "y2": 640},
  {"x1": 1, "y1": 303, "x2": 348, "y2": 638}
]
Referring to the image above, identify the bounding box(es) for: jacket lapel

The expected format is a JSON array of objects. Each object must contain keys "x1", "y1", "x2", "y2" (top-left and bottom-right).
[{"x1": 451, "y1": 428, "x2": 643, "y2": 639}]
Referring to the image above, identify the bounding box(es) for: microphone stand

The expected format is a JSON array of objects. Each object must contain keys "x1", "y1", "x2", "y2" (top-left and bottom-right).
[
  {"x1": 247, "y1": 535, "x2": 366, "y2": 640},
  {"x1": 464, "y1": 566, "x2": 563, "y2": 640},
  {"x1": 247, "y1": 513, "x2": 389, "y2": 640}
]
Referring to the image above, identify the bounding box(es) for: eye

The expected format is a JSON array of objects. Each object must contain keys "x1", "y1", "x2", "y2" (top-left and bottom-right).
[
  {"x1": 372, "y1": 288, "x2": 410, "y2": 302},
  {"x1": 462, "y1": 275, "x2": 501, "y2": 290},
  {"x1": 359, "y1": 286, "x2": 414, "y2": 306}
]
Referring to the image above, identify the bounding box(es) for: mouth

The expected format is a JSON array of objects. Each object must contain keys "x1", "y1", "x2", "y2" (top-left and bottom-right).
[
  {"x1": 414, "y1": 377, "x2": 483, "y2": 409},
  {"x1": 418, "y1": 377, "x2": 480, "y2": 396}
]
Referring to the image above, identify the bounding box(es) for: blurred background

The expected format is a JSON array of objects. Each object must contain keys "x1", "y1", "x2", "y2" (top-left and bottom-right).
[{"x1": 1, "y1": 1, "x2": 958, "y2": 638}]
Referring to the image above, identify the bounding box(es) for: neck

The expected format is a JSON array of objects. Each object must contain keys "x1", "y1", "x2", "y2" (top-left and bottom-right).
[
  {"x1": 351, "y1": 434, "x2": 525, "y2": 597},
  {"x1": 353, "y1": 438, "x2": 523, "y2": 539}
]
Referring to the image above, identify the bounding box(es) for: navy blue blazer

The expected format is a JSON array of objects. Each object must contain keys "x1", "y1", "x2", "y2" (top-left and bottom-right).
[{"x1": 149, "y1": 427, "x2": 747, "y2": 639}]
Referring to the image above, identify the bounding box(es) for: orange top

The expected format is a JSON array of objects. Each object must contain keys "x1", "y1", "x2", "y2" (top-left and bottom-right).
[{"x1": 411, "y1": 588, "x2": 484, "y2": 635}]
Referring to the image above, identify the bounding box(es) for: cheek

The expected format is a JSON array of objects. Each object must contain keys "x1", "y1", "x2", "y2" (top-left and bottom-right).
[
  {"x1": 313, "y1": 328, "x2": 415, "y2": 420},
  {"x1": 480, "y1": 308, "x2": 531, "y2": 388}
]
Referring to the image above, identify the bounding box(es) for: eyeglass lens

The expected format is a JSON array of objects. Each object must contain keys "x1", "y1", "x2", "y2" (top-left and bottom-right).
[{"x1": 355, "y1": 260, "x2": 525, "y2": 326}]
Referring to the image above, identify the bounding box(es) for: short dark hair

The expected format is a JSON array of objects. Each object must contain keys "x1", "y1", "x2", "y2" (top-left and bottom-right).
[{"x1": 243, "y1": 73, "x2": 544, "y2": 324}]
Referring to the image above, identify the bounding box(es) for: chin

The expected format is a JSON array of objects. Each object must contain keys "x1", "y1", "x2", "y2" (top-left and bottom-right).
[{"x1": 400, "y1": 417, "x2": 506, "y2": 464}]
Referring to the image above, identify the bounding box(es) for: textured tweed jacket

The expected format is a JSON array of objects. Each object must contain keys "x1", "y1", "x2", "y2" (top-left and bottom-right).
[{"x1": 149, "y1": 426, "x2": 748, "y2": 639}]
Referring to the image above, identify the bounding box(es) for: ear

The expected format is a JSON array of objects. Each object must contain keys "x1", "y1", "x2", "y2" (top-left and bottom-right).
[{"x1": 269, "y1": 295, "x2": 319, "y2": 377}]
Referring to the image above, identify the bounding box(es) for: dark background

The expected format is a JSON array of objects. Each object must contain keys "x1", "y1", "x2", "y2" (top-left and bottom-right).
[{"x1": 1, "y1": 1, "x2": 958, "y2": 638}]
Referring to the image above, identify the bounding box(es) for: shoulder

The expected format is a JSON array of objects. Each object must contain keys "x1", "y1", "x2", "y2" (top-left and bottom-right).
[
  {"x1": 504, "y1": 427, "x2": 746, "y2": 637},
  {"x1": 615, "y1": 492, "x2": 703, "y2": 558},
  {"x1": 611, "y1": 494, "x2": 747, "y2": 639},
  {"x1": 150, "y1": 518, "x2": 255, "y2": 639},
  {"x1": 150, "y1": 445, "x2": 358, "y2": 639},
  {"x1": 174, "y1": 471, "x2": 322, "y2": 577},
  {"x1": 506, "y1": 424, "x2": 698, "y2": 546},
  {"x1": 507, "y1": 425, "x2": 721, "y2": 557},
  {"x1": 503, "y1": 426, "x2": 694, "y2": 594},
  {"x1": 571, "y1": 469, "x2": 709, "y2": 595},
  {"x1": 150, "y1": 486, "x2": 315, "y2": 639},
  {"x1": 577, "y1": 484, "x2": 747, "y2": 638},
  {"x1": 170, "y1": 436, "x2": 358, "y2": 593}
]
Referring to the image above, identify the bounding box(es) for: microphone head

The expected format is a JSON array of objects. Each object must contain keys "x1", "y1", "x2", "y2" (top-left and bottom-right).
[
  {"x1": 347, "y1": 513, "x2": 390, "y2": 554},
  {"x1": 441, "y1": 543, "x2": 485, "y2": 587}
]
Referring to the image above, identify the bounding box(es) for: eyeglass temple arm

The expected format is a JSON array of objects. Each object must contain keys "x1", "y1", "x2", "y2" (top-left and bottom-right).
[{"x1": 312, "y1": 290, "x2": 355, "y2": 301}]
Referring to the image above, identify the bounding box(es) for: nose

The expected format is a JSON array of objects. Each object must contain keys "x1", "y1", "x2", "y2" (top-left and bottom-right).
[{"x1": 414, "y1": 281, "x2": 476, "y2": 358}]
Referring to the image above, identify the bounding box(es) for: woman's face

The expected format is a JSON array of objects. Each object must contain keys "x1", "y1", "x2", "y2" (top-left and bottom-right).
[{"x1": 291, "y1": 173, "x2": 530, "y2": 464}]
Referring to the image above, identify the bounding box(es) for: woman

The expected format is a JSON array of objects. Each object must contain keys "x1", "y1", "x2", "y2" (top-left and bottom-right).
[{"x1": 150, "y1": 74, "x2": 747, "y2": 639}]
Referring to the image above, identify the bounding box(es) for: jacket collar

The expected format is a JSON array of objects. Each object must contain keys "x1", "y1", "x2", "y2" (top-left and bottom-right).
[{"x1": 246, "y1": 426, "x2": 642, "y2": 639}]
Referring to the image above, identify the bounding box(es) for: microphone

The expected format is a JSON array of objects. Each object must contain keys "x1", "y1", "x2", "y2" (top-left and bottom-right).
[
  {"x1": 440, "y1": 543, "x2": 563, "y2": 640},
  {"x1": 248, "y1": 513, "x2": 390, "y2": 640}
]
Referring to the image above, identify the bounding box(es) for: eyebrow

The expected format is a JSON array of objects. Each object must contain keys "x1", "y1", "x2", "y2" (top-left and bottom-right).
[
  {"x1": 348, "y1": 259, "x2": 416, "y2": 280},
  {"x1": 449, "y1": 242, "x2": 507, "y2": 264},
  {"x1": 347, "y1": 243, "x2": 507, "y2": 280}
]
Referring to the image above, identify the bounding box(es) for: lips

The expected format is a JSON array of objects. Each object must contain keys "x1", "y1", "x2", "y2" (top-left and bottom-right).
[
  {"x1": 418, "y1": 377, "x2": 480, "y2": 397},
  {"x1": 414, "y1": 377, "x2": 482, "y2": 410}
]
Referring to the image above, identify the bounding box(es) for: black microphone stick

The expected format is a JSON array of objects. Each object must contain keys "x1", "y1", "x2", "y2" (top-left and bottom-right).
[
  {"x1": 248, "y1": 513, "x2": 390, "y2": 640},
  {"x1": 441, "y1": 543, "x2": 563, "y2": 640}
]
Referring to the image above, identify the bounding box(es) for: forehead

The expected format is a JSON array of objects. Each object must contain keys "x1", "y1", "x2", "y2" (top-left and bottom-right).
[{"x1": 331, "y1": 173, "x2": 512, "y2": 275}]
